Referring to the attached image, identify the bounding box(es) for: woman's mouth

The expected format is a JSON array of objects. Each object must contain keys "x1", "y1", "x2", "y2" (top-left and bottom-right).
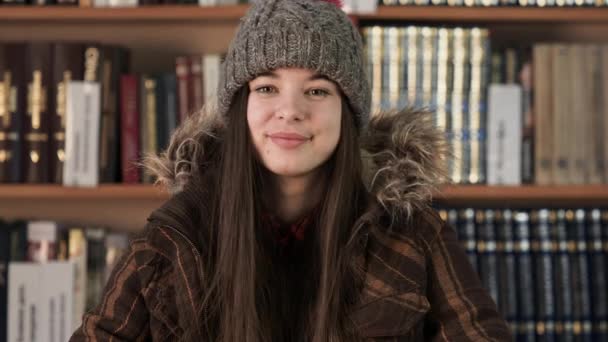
[{"x1": 267, "y1": 132, "x2": 310, "y2": 149}]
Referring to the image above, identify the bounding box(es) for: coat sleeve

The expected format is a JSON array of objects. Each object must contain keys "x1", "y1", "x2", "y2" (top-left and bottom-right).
[
  {"x1": 423, "y1": 217, "x2": 513, "y2": 341},
  {"x1": 69, "y1": 237, "x2": 154, "y2": 341}
]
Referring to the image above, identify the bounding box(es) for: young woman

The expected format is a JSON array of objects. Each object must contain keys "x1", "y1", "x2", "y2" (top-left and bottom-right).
[{"x1": 70, "y1": 0, "x2": 511, "y2": 340}]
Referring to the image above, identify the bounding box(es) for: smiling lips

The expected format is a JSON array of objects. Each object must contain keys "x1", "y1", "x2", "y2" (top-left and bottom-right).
[{"x1": 268, "y1": 132, "x2": 310, "y2": 149}]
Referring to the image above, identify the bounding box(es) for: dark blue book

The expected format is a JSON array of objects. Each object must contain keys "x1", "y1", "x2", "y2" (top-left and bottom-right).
[
  {"x1": 587, "y1": 209, "x2": 607, "y2": 342},
  {"x1": 553, "y1": 209, "x2": 574, "y2": 342},
  {"x1": 478, "y1": 209, "x2": 500, "y2": 305},
  {"x1": 497, "y1": 209, "x2": 519, "y2": 337},
  {"x1": 515, "y1": 210, "x2": 536, "y2": 342},
  {"x1": 568, "y1": 210, "x2": 593, "y2": 342},
  {"x1": 532, "y1": 209, "x2": 556, "y2": 342},
  {"x1": 460, "y1": 209, "x2": 479, "y2": 274}
]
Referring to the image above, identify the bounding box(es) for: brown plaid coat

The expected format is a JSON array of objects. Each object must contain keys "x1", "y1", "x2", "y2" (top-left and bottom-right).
[{"x1": 70, "y1": 108, "x2": 512, "y2": 341}]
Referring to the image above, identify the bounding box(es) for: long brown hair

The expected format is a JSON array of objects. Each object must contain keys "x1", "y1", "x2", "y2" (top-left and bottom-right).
[{"x1": 190, "y1": 86, "x2": 369, "y2": 342}]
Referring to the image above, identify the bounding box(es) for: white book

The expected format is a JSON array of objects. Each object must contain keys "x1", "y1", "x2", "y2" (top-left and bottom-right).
[
  {"x1": 202, "y1": 54, "x2": 222, "y2": 104},
  {"x1": 342, "y1": 0, "x2": 377, "y2": 14},
  {"x1": 64, "y1": 81, "x2": 101, "y2": 188},
  {"x1": 42, "y1": 262, "x2": 74, "y2": 342},
  {"x1": 487, "y1": 84, "x2": 522, "y2": 185},
  {"x1": 8, "y1": 263, "x2": 41, "y2": 342}
]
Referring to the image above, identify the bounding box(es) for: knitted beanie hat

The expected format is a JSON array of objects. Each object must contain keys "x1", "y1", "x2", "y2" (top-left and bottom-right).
[{"x1": 217, "y1": 0, "x2": 371, "y2": 130}]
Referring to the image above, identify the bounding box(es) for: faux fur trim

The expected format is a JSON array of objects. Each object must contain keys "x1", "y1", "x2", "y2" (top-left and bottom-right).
[{"x1": 145, "y1": 106, "x2": 449, "y2": 218}]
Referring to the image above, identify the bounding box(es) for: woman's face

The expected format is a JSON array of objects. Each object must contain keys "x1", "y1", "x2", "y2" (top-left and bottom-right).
[{"x1": 247, "y1": 67, "x2": 342, "y2": 179}]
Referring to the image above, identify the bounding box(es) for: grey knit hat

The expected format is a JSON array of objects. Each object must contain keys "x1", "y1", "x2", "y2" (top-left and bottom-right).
[{"x1": 217, "y1": 0, "x2": 371, "y2": 130}]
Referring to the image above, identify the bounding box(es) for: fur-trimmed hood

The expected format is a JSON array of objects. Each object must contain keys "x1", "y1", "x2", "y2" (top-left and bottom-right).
[{"x1": 146, "y1": 104, "x2": 448, "y2": 221}]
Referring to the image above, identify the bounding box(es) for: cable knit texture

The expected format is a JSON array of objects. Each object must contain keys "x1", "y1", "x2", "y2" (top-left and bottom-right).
[{"x1": 218, "y1": 0, "x2": 371, "y2": 129}]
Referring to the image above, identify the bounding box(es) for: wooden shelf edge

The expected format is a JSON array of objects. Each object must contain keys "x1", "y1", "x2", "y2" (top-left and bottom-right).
[
  {"x1": 1, "y1": 184, "x2": 607, "y2": 203},
  {"x1": 1, "y1": 5, "x2": 608, "y2": 23},
  {"x1": 0, "y1": 184, "x2": 170, "y2": 200},
  {"x1": 435, "y1": 185, "x2": 608, "y2": 206}
]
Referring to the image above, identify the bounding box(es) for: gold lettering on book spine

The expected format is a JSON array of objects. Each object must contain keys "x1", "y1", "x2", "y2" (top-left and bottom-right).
[
  {"x1": 57, "y1": 71, "x2": 72, "y2": 128},
  {"x1": 84, "y1": 47, "x2": 100, "y2": 82},
  {"x1": 27, "y1": 71, "x2": 46, "y2": 130}
]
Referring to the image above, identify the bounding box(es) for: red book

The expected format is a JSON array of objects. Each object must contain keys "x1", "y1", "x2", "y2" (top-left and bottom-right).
[
  {"x1": 175, "y1": 56, "x2": 190, "y2": 124},
  {"x1": 189, "y1": 55, "x2": 203, "y2": 115},
  {"x1": 120, "y1": 74, "x2": 140, "y2": 183}
]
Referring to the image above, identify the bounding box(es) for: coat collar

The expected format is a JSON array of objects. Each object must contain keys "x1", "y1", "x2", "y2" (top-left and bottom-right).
[{"x1": 145, "y1": 103, "x2": 448, "y2": 245}]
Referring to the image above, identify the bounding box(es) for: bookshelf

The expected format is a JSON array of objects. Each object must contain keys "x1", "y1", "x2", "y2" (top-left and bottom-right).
[
  {"x1": 1, "y1": 5, "x2": 608, "y2": 230},
  {"x1": 0, "y1": 184, "x2": 606, "y2": 231}
]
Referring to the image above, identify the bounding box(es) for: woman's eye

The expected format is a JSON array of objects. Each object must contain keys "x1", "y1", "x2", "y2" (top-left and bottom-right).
[
  {"x1": 255, "y1": 86, "x2": 276, "y2": 94},
  {"x1": 308, "y1": 88, "x2": 329, "y2": 97}
]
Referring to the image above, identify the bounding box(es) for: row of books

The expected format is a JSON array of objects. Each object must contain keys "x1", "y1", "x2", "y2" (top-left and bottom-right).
[
  {"x1": 0, "y1": 219, "x2": 130, "y2": 342},
  {"x1": 0, "y1": 41, "x2": 224, "y2": 185},
  {"x1": 381, "y1": 0, "x2": 608, "y2": 6},
  {"x1": 0, "y1": 0, "x2": 242, "y2": 6},
  {"x1": 438, "y1": 208, "x2": 608, "y2": 341},
  {"x1": 362, "y1": 25, "x2": 608, "y2": 186}
]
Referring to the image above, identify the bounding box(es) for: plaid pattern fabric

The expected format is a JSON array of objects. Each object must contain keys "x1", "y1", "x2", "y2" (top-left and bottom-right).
[{"x1": 69, "y1": 207, "x2": 512, "y2": 341}]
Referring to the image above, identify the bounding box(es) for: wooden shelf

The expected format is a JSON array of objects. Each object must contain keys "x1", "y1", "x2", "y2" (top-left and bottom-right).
[
  {"x1": 0, "y1": 185, "x2": 606, "y2": 232},
  {"x1": 1, "y1": 5, "x2": 608, "y2": 23},
  {"x1": 435, "y1": 185, "x2": 608, "y2": 207}
]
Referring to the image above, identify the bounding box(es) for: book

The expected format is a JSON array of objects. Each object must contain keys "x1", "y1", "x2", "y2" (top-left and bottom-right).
[
  {"x1": 63, "y1": 81, "x2": 101, "y2": 187},
  {"x1": 27, "y1": 221, "x2": 58, "y2": 263},
  {"x1": 487, "y1": 84, "x2": 522, "y2": 185},
  {"x1": 140, "y1": 75, "x2": 158, "y2": 184},
  {"x1": 533, "y1": 44, "x2": 553, "y2": 185},
  {"x1": 50, "y1": 43, "x2": 85, "y2": 184},
  {"x1": 0, "y1": 219, "x2": 9, "y2": 342},
  {"x1": 23, "y1": 42, "x2": 52, "y2": 184},
  {"x1": 119, "y1": 74, "x2": 141, "y2": 184}
]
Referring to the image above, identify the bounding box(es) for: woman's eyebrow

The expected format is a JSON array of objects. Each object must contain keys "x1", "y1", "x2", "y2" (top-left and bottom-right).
[
  {"x1": 256, "y1": 71, "x2": 279, "y2": 79},
  {"x1": 308, "y1": 74, "x2": 331, "y2": 82}
]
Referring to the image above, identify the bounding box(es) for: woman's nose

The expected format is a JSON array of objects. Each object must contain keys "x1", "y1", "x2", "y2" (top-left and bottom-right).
[{"x1": 276, "y1": 93, "x2": 307, "y2": 121}]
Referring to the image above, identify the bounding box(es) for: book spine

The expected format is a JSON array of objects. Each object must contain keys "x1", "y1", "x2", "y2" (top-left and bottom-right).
[
  {"x1": 380, "y1": 27, "x2": 392, "y2": 111},
  {"x1": 450, "y1": 28, "x2": 469, "y2": 184},
  {"x1": 587, "y1": 209, "x2": 608, "y2": 340},
  {"x1": 420, "y1": 27, "x2": 437, "y2": 111},
  {"x1": 460, "y1": 208, "x2": 478, "y2": 273},
  {"x1": 553, "y1": 209, "x2": 574, "y2": 341},
  {"x1": 435, "y1": 28, "x2": 452, "y2": 134},
  {"x1": 514, "y1": 211, "x2": 536, "y2": 341},
  {"x1": 533, "y1": 44, "x2": 554, "y2": 185},
  {"x1": 406, "y1": 26, "x2": 419, "y2": 109},
  {"x1": 8, "y1": 263, "x2": 41, "y2": 342},
  {"x1": 140, "y1": 76, "x2": 157, "y2": 184},
  {"x1": 552, "y1": 45, "x2": 571, "y2": 185},
  {"x1": 567, "y1": 210, "x2": 593, "y2": 342},
  {"x1": 24, "y1": 43, "x2": 52, "y2": 184},
  {"x1": 202, "y1": 54, "x2": 222, "y2": 105},
  {"x1": 85, "y1": 228, "x2": 106, "y2": 311},
  {"x1": 487, "y1": 84, "x2": 522, "y2": 185},
  {"x1": 120, "y1": 74, "x2": 140, "y2": 184},
  {"x1": 189, "y1": 56, "x2": 204, "y2": 114},
  {"x1": 98, "y1": 46, "x2": 123, "y2": 183},
  {"x1": 50, "y1": 43, "x2": 84, "y2": 185},
  {"x1": 569, "y1": 45, "x2": 587, "y2": 185},
  {"x1": 477, "y1": 209, "x2": 500, "y2": 304},
  {"x1": 468, "y1": 28, "x2": 489, "y2": 185},
  {"x1": 532, "y1": 209, "x2": 557, "y2": 341},
  {"x1": 518, "y1": 49, "x2": 534, "y2": 184},
  {"x1": 164, "y1": 73, "x2": 178, "y2": 139},
  {"x1": 386, "y1": 27, "x2": 403, "y2": 110},
  {"x1": 496, "y1": 210, "x2": 519, "y2": 336},
  {"x1": 585, "y1": 45, "x2": 603, "y2": 185},
  {"x1": 175, "y1": 56, "x2": 190, "y2": 124},
  {"x1": 68, "y1": 228, "x2": 87, "y2": 333},
  {"x1": 155, "y1": 74, "x2": 168, "y2": 151}
]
